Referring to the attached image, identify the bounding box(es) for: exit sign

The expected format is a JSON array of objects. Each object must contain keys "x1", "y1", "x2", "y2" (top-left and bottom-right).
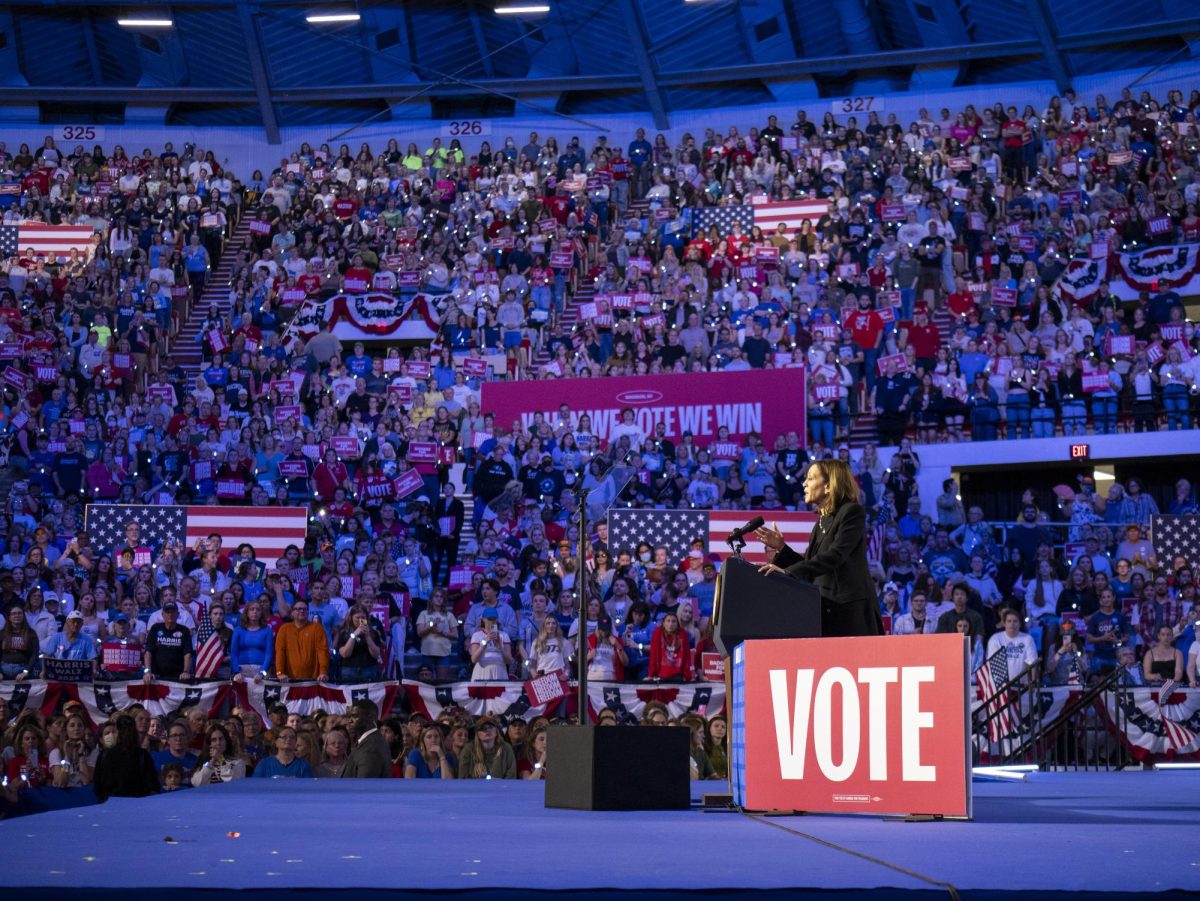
[{"x1": 1070, "y1": 443, "x2": 1090, "y2": 459}]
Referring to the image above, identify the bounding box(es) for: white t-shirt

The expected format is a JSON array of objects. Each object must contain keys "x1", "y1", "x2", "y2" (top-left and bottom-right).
[{"x1": 986, "y1": 631, "x2": 1039, "y2": 671}]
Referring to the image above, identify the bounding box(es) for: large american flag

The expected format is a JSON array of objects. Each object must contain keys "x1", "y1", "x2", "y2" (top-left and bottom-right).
[
  {"x1": 0, "y1": 222, "x2": 96, "y2": 260},
  {"x1": 84, "y1": 504, "x2": 309, "y2": 568},
  {"x1": 975, "y1": 649, "x2": 1016, "y2": 743},
  {"x1": 608, "y1": 509, "x2": 817, "y2": 567},
  {"x1": 1157, "y1": 679, "x2": 1197, "y2": 752},
  {"x1": 1151, "y1": 514, "x2": 1200, "y2": 572},
  {"x1": 748, "y1": 196, "x2": 829, "y2": 233},
  {"x1": 689, "y1": 205, "x2": 755, "y2": 237}
]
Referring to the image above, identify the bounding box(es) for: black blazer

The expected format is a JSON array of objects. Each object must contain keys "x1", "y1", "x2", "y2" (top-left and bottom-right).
[
  {"x1": 341, "y1": 729, "x2": 392, "y2": 778},
  {"x1": 774, "y1": 502, "x2": 882, "y2": 637}
]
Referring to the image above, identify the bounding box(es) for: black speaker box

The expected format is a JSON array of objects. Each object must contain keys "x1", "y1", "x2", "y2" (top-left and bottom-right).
[{"x1": 544, "y1": 725, "x2": 691, "y2": 811}]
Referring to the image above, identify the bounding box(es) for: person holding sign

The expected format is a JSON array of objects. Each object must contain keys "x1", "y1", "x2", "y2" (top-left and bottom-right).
[{"x1": 755, "y1": 460, "x2": 884, "y2": 637}]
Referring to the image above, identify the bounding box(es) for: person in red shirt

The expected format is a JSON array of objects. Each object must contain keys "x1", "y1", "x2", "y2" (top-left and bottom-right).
[
  {"x1": 846, "y1": 293, "x2": 885, "y2": 388},
  {"x1": 342, "y1": 254, "x2": 372, "y2": 294},
  {"x1": 946, "y1": 276, "x2": 977, "y2": 319},
  {"x1": 331, "y1": 188, "x2": 359, "y2": 220},
  {"x1": 900, "y1": 305, "x2": 941, "y2": 373},
  {"x1": 648, "y1": 612, "x2": 693, "y2": 682},
  {"x1": 1001, "y1": 106, "x2": 1028, "y2": 183}
]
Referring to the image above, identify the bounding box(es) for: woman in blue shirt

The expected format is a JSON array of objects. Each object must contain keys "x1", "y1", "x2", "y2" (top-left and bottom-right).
[
  {"x1": 230, "y1": 599, "x2": 274, "y2": 680},
  {"x1": 403, "y1": 725, "x2": 455, "y2": 779}
]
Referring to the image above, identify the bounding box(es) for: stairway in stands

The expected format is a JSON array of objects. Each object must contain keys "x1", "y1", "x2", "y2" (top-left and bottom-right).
[
  {"x1": 846, "y1": 306, "x2": 954, "y2": 448},
  {"x1": 172, "y1": 218, "x2": 253, "y2": 378}
]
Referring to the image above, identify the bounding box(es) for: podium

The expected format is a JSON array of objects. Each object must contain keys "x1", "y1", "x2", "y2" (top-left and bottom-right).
[{"x1": 712, "y1": 556, "x2": 821, "y2": 657}]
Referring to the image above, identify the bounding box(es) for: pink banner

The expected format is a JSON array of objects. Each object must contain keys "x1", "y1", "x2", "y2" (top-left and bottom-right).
[{"x1": 482, "y1": 368, "x2": 806, "y2": 446}]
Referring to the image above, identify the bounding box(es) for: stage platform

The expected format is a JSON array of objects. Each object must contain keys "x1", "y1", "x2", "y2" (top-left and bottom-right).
[{"x1": 3, "y1": 771, "x2": 1198, "y2": 899}]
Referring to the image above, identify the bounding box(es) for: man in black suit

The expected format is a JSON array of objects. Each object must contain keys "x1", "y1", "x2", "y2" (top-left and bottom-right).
[
  {"x1": 432, "y1": 481, "x2": 466, "y2": 581},
  {"x1": 755, "y1": 460, "x2": 883, "y2": 637},
  {"x1": 342, "y1": 699, "x2": 392, "y2": 778}
]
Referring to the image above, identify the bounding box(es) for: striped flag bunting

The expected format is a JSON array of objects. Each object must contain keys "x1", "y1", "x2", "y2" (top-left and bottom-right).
[{"x1": 976, "y1": 649, "x2": 1016, "y2": 742}]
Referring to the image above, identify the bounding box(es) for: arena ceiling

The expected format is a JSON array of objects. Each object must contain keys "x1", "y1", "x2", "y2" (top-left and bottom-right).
[{"x1": 0, "y1": 0, "x2": 1197, "y2": 141}]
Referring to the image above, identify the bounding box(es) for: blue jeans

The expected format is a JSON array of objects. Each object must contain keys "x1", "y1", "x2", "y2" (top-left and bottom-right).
[
  {"x1": 1006, "y1": 393, "x2": 1031, "y2": 439},
  {"x1": 1061, "y1": 400, "x2": 1087, "y2": 436},
  {"x1": 1091, "y1": 395, "x2": 1118, "y2": 434},
  {"x1": 810, "y1": 412, "x2": 834, "y2": 448},
  {"x1": 531, "y1": 286, "x2": 551, "y2": 311},
  {"x1": 971, "y1": 408, "x2": 999, "y2": 441},
  {"x1": 339, "y1": 665, "x2": 379, "y2": 684},
  {"x1": 1031, "y1": 406, "x2": 1056, "y2": 438},
  {"x1": 863, "y1": 348, "x2": 880, "y2": 390},
  {"x1": 1163, "y1": 384, "x2": 1191, "y2": 430}
]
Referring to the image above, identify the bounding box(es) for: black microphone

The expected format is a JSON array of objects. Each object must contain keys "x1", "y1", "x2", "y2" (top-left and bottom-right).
[{"x1": 728, "y1": 516, "x2": 765, "y2": 543}]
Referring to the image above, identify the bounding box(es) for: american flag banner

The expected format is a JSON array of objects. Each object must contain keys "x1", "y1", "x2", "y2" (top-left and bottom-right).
[
  {"x1": 1151, "y1": 514, "x2": 1200, "y2": 572},
  {"x1": 193, "y1": 631, "x2": 225, "y2": 680},
  {"x1": 688, "y1": 205, "x2": 755, "y2": 237},
  {"x1": 0, "y1": 222, "x2": 96, "y2": 260},
  {"x1": 608, "y1": 509, "x2": 817, "y2": 567},
  {"x1": 748, "y1": 196, "x2": 829, "y2": 233},
  {"x1": 85, "y1": 504, "x2": 309, "y2": 569},
  {"x1": 975, "y1": 649, "x2": 1015, "y2": 743},
  {"x1": 1157, "y1": 679, "x2": 1197, "y2": 752}
]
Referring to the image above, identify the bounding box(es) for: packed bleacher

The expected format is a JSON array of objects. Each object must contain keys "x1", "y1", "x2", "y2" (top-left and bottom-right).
[{"x1": 1, "y1": 84, "x2": 1199, "y2": 810}]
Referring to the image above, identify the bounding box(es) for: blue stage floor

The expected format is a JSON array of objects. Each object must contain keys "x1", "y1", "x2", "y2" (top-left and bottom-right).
[{"x1": 2, "y1": 772, "x2": 1198, "y2": 899}]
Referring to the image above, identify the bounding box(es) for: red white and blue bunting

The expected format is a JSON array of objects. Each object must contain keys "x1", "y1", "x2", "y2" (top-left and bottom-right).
[
  {"x1": 1056, "y1": 245, "x2": 1200, "y2": 303},
  {"x1": 287, "y1": 292, "x2": 440, "y2": 342}
]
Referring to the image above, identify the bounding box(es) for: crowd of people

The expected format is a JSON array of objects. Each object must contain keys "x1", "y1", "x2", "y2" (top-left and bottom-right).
[{"x1": 1, "y1": 83, "x2": 1200, "y2": 814}]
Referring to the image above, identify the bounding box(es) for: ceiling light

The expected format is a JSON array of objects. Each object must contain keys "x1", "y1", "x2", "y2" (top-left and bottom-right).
[
  {"x1": 305, "y1": 13, "x2": 362, "y2": 23},
  {"x1": 117, "y1": 18, "x2": 174, "y2": 27},
  {"x1": 495, "y1": 4, "x2": 551, "y2": 13}
]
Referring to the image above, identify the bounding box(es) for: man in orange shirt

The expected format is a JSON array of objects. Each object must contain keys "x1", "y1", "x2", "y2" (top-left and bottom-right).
[{"x1": 274, "y1": 599, "x2": 329, "y2": 682}]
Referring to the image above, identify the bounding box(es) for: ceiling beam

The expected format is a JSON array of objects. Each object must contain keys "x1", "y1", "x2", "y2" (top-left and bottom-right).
[
  {"x1": 623, "y1": 0, "x2": 669, "y2": 130},
  {"x1": 236, "y1": 5, "x2": 281, "y2": 144},
  {"x1": 2, "y1": 16, "x2": 1198, "y2": 106},
  {"x1": 1022, "y1": 0, "x2": 1071, "y2": 93},
  {"x1": 80, "y1": 10, "x2": 104, "y2": 85},
  {"x1": 466, "y1": 6, "x2": 495, "y2": 80}
]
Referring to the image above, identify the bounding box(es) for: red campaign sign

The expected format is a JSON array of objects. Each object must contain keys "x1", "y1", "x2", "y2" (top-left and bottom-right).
[
  {"x1": 407, "y1": 360, "x2": 431, "y2": 379},
  {"x1": 271, "y1": 377, "x2": 299, "y2": 398},
  {"x1": 278, "y1": 459, "x2": 310, "y2": 480},
  {"x1": 1159, "y1": 324, "x2": 1185, "y2": 342},
  {"x1": 733, "y1": 635, "x2": 971, "y2": 818},
  {"x1": 1104, "y1": 335, "x2": 1135, "y2": 356},
  {"x1": 0, "y1": 342, "x2": 21, "y2": 360},
  {"x1": 711, "y1": 441, "x2": 741, "y2": 461},
  {"x1": 490, "y1": 236, "x2": 514, "y2": 251},
  {"x1": 437, "y1": 445, "x2": 456, "y2": 466},
  {"x1": 68, "y1": 418, "x2": 85, "y2": 435},
  {"x1": 48, "y1": 440, "x2": 67, "y2": 453},
  {"x1": 248, "y1": 220, "x2": 272, "y2": 235},
  {"x1": 388, "y1": 384, "x2": 413, "y2": 404},
  {"x1": 836, "y1": 263, "x2": 860, "y2": 279},
  {"x1": 472, "y1": 271, "x2": 498, "y2": 285},
  {"x1": 1013, "y1": 235, "x2": 1038, "y2": 253},
  {"x1": 1082, "y1": 372, "x2": 1111, "y2": 393},
  {"x1": 406, "y1": 441, "x2": 438, "y2": 464},
  {"x1": 609, "y1": 294, "x2": 634, "y2": 311},
  {"x1": 462, "y1": 358, "x2": 488, "y2": 378},
  {"x1": 990, "y1": 287, "x2": 1017, "y2": 307},
  {"x1": 216, "y1": 479, "x2": 245, "y2": 499},
  {"x1": 35, "y1": 364, "x2": 59, "y2": 382},
  {"x1": 814, "y1": 384, "x2": 840, "y2": 402},
  {"x1": 2, "y1": 367, "x2": 31, "y2": 391},
  {"x1": 812, "y1": 324, "x2": 839, "y2": 342},
  {"x1": 147, "y1": 385, "x2": 173, "y2": 404},
  {"x1": 525, "y1": 674, "x2": 567, "y2": 707},
  {"x1": 754, "y1": 245, "x2": 780, "y2": 263},
  {"x1": 112, "y1": 353, "x2": 132, "y2": 371},
  {"x1": 639, "y1": 313, "x2": 666, "y2": 333},
  {"x1": 281, "y1": 287, "x2": 306, "y2": 305},
  {"x1": 343, "y1": 276, "x2": 369, "y2": 293},
  {"x1": 192, "y1": 460, "x2": 214, "y2": 482},
  {"x1": 1058, "y1": 190, "x2": 1081, "y2": 206},
  {"x1": 876, "y1": 353, "x2": 909, "y2": 376},
  {"x1": 578, "y1": 302, "x2": 598, "y2": 321},
  {"x1": 1039, "y1": 360, "x2": 1061, "y2": 378},
  {"x1": 1146, "y1": 216, "x2": 1172, "y2": 237},
  {"x1": 396, "y1": 271, "x2": 422, "y2": 288},
  {"x1": 1146, "y1": 343, "x2": 1165, "y2": 365},
  {"x1": 449, "y1": 565, "x2": 486, "y2": 591},
  {"x1": 391, "y1": 469, "x2": 424, "y2": 500},
  {"x1": 542, "y1": 360, "x2": 564, "y2": 378},
  {"x1": 274, "y1": 404, "x2": 303, "y2": 424},
  {"x1": 700, "y1": 652, "x2": 725, "y2": 681},
  {"x1": 382, "y1": 358, "x2": 402, "y2": 373},
  {"x1": 398, "y1": 227, "x2": 420, "y2": 243},
  {"x1": 876, "y1": 307, "x2": 895, "y2": 324},
  {"x1": 1173, "y1": 340, "x2": 1193, "y2": 362},
  {"x1": 1107, "y1": 150, "x2": 1133, "y2": 166},
  {"x1": 331, "y1": 436, "x2": 359, "y2": 457},
  {"x1": 947, "y1": 157, "x2": 972, "y2": 172},
  {"x1": 550, "y1": 251, "x2": 573, "y2": 269},
  {"x1": 482, "y1": 368, "x2": 807, "y2": 447},
  {"x1": 207, "y1": 329, "x2": 229, "y2": 354}
]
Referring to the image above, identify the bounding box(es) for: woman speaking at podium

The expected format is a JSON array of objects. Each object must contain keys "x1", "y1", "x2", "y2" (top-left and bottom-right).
[{"x1": 754, "y1": 460, "x2": 884, "y2": 638}]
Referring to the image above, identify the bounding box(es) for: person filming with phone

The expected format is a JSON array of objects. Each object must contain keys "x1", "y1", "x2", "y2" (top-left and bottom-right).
[{"x1": 754, "y1": 459, "x2": 883, "y2": 637}]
